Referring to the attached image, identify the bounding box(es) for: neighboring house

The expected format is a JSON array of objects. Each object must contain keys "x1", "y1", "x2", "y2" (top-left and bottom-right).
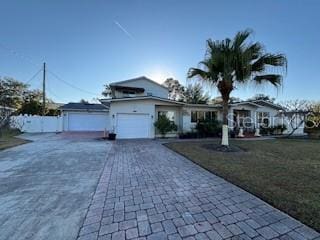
[{"x1": 60, "y1": 76, "x2": 287, "y2": 138}]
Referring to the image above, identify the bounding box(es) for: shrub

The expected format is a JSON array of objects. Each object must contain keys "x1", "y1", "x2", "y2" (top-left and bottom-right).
[
  {"x1": 154, "y1": 115, "x2": 178, "y2": 137},
  {"x1": 196, "y1": 119, "x2": 222, "y2": 138},
  {"x1": 260, "y1": 124, "x2": 287, "y2": 135}
]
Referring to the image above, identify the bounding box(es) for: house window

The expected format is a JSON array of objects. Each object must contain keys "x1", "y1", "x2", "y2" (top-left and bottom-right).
[
  {"x1": 257, "y1": 112, "x2": 270, "y2": 126},
  {"x1": 122, "y1": 90, "x2": 136, "y2": 95},
  {"x1": 158, "y1": 111, "x2": 175, "y2": 121},
  {"x1": 191, "y1": 111, "x2": 217, "y2": 123}
]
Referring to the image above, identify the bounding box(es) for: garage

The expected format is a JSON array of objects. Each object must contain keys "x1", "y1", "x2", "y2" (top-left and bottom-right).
[
  {"x1": 60, "y1": 103, "x2": 110, "y2": 131},
  {"x1": 116, "y1": 113, "x2": 150, "y2": 139},
  {"x1": 67, "y1": 112, "x2": 109, "y2": 131}
]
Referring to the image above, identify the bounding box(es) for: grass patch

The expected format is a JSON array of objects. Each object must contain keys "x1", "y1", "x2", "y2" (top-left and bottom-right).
[
  {"x1": 0, "y1": 128, "x2": 30, "y2": 151},
  {"x1": 165, "y1": 139, "x2": 320, "y2": 231}
]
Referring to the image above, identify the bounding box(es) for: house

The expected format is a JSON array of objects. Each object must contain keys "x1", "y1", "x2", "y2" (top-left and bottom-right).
[{"x1": 60, "y1": 76, "x2": 286, "y2": 138}]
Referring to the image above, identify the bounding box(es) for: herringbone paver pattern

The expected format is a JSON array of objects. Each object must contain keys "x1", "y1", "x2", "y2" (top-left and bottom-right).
[{"x1": 77, "y1": 140, "x2": 320, "y2": 240}]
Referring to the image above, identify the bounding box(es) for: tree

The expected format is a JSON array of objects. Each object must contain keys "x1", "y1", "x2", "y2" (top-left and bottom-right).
[
  {"x1": 184, "y1": 83, "x2": 210, "y2": 104},
  {"x1": 163, "y1": 78, "x2": 185, "y2": 101},
  {"x1": 102, "y1": 84, "x2": 112, "y2": 98},
  {"x1": 19, "y1": 90, "x2": 44, "y2": 115},
  {"x1": 79, "y1": 99, "x2": 89, "y2": 104},
  {"x1": 280, "y1": 100, "x2": 312, "y2": 137},
  {"x1": 0, "y1": 77, "x2": 28, "y2": 109},
  {"x1": 154, "y1": 114, "x2": 178, "y2": 137},
  {"x1": 188, "y1": 29, "x2": 287, "y2": 146}
]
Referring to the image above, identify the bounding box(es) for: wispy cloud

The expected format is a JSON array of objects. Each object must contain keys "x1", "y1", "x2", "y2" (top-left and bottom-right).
[{"x1": 113, "y1": 20, "x2": 134, "y2": 39}]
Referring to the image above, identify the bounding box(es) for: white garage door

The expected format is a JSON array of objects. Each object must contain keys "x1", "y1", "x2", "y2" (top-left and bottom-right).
[
  {"x1": 116, "y1": 113, "x2": 150, "y2": 139},
  {"x1": 67, "y1": 113, "x2": 108, "y2": 131}
]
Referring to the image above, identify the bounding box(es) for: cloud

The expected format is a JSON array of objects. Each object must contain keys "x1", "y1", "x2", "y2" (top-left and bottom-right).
[{"x1": 113, "y1": 20, "x2": 133, "y2": 39}]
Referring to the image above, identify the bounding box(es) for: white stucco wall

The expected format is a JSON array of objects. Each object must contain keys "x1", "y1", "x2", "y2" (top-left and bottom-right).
[
  {"x1": 115, "y1": 79, "x2": 168, "y2": 98},
  {"x1": 182, "y1": 106, "x2": 219, "y2": 132}
]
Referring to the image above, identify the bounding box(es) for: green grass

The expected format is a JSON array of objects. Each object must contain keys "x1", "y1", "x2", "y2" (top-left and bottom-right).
[
  {"x1": 165, "y1": 139, "x2": 320, "y2": 231},
  {"x1": 0, "y1": 128, "x2": 30, "y2": 151}
]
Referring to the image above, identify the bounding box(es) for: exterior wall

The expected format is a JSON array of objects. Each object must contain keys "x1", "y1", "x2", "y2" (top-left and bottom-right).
[
  {"x1": 62, "y1": 110, "x2": 110, "y2": 131},
  {"x1": 182, "y1": 106, "x2": 219, "y2": 132},
  {"x1": 228, "y1": 104, "x2": 258, "y2": 129},
  {"x1": 254, "y1": 105, "x2": 280, "y2": 127},
  {"x1": 229, "y1": 104, "x2": 281, "y2": 129},
  {"x1": 11, "y1": 115, "x2": 63, "y2": 133},
  {"x1": 114, "y1": 79, "x2": 168, "y2": 98}
]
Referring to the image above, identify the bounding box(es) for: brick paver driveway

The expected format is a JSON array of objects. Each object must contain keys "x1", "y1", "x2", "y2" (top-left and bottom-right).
[{"x1": 78, "y1": 140, "x2": 320, "y2": 240}]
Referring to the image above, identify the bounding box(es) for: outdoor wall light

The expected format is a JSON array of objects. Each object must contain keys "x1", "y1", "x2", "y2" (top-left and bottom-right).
[
  {"x1": 151, "y1": 115, "x2": 153, "y2": 119},
  {"x1": 112, "y1": 114, "x2": 115, "y2": 118}
]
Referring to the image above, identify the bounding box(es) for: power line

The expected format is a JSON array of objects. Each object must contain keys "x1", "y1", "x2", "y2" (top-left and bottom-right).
[
  {"x1": 47, "y1": 70, "x2": 99, "y2": 96},
  {"x1": 25, "y1": 68, "x2": 42, "y2": 84},
  {"x1": 0, "y1": 42, "x2": 101, "y2": 97}
]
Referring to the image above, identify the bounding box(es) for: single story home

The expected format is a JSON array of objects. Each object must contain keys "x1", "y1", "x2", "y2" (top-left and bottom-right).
[{"x1": 60, "y1": 76, "x2": 287, "y2": 139}]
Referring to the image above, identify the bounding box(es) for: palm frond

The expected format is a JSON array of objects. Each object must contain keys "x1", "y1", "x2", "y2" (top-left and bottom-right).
[
  {"x1": 233, "y1": 29, "x2": 252, "y2": 49},
  {"x1": 252, "y1": 54, "x2": 287, "y2": 72},
  {"x1": 187, "y1": 68, "x2": 210, "y2": 80},
  {"x1": 254, "y1": 74, "x2": 283, "y2": 87}
]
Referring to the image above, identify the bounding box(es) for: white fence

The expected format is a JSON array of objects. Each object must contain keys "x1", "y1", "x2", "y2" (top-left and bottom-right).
[{"x1": 11, "y1": 115, "x2": 63, "y2": 133}]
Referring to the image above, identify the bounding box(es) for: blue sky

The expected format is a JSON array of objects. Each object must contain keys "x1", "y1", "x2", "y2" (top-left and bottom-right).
[{"x1": 0, "y1": 0, "x2": 319, "y2": 103}]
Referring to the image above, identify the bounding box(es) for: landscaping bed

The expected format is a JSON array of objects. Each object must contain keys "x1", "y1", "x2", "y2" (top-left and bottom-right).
[{"x1": 165, "y1": 139, "x2": 320, "y2": 231}]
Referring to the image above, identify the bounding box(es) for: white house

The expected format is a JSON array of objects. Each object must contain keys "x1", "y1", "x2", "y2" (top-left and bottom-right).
[{"x1": 60, "y1": 76, "x2": 287, "y2": 139}]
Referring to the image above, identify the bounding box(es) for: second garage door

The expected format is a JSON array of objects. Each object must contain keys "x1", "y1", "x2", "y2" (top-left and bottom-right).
[
  {"x1": 67, "y1": 112, "x2": 109, "y2": 131},
  {"x1": 116, "y1": 113, "x2": 150, "y2": 139}
]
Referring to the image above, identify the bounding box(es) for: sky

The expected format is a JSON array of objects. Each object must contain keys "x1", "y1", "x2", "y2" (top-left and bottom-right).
[{"x1": 0, "y1": 0, "x2": 319, "y2": 103}]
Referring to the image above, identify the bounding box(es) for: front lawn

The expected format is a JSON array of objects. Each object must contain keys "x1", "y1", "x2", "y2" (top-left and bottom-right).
[
  {"x1": 165, "y1": 139, "x2": 320, "y2": 232},
  {"x1": 0, "y1": 129, "x2": 30, "y2": 150}
]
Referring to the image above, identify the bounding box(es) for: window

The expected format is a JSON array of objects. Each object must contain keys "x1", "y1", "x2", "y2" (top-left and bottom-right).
[
  {"x1": 123, "y1": 90, "x2": 135, "y2": 94},
  {"x1": 257, "y1": 112, "x2": 270, "y2": 126},
  {"x1": 191, "y1": 111, "x2": 217, "y2": 123},
  {"x1": 158, "y1": 111, "x2": 175, "y2": 121}
]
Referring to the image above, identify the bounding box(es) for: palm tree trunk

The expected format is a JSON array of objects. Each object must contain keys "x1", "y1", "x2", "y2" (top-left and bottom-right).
[{"x1": 221, "y1": 95, "x2": 230, "y2": 146}]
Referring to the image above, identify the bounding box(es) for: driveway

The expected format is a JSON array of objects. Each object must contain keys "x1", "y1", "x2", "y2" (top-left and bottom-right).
[
  {"x1": 0, "y1": 133, "x2": 111, "y2": 240},
  {"x1": 78, "y1": 140, "x2": 320, "y2": 240}
]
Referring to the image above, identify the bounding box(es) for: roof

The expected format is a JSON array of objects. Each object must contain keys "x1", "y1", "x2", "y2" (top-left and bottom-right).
[
  {"x1": 109, "y1": 76, "x2": 168, "y2": 90},
  {"x1": 251, "y1": 100, "x2": 284, "y2": 110},
  {"x1": 230, "y1": 100, "x2": 284, "y2": 110},
  {"x1": 100, "y1": 96, "x2": 184, "y2": 105},
  {"x1": 100, "y1": 96, "x2": 222, "y2": 108},
  {"x1": 60, "y1": 103, "x2": 109, "y2": 111}
]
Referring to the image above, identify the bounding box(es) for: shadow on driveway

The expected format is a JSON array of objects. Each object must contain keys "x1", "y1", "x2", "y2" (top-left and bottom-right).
[{"x1": 0, "y1": 133, "x2": 111, "y2": 240}]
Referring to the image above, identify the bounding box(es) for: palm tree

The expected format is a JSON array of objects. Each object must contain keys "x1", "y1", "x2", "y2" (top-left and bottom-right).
[{"x1": 188, "y1": 29, "x2": 287, "y2": 146}]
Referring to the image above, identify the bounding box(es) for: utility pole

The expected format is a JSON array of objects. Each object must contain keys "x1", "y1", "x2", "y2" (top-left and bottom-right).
[{"x1": 42, "y1": 62, "x2": 46, "y2": 116}]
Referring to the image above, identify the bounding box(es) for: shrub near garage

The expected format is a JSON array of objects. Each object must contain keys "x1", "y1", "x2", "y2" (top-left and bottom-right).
[{"x1": 154, "y1": 114, "x2": 178, "y2": 137}]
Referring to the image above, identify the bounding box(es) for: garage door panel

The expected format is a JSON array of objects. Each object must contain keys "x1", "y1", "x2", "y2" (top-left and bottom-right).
[
  {"x1": 117, "y1": 114, "x2": 150, "y2": 139},
  {"x1": 68, "y1": 113, "x2": 108, "y2": 131}
]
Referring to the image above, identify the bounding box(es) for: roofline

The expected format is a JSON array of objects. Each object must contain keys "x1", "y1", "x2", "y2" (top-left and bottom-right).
[
  {"x1": 100, "y1": 96, "x2": 184, "y2": 105},
  {"x1": 230, "y1": 101, "x2": 262, "y2": 107},
  {"x1": 184, "y1": 103, "x2": 221, "y2": 108},
  {"x1": 109, "y1": 76, "x2": 168, "y2": 90},
  {"x1": 60, "y1": 108, "x2": 109, "y2": 112},
  {"x1": 251, "y1": 100, "x2": 284, "y2": 110},
  {"x1": 100, "y1": 97, "x2": 224, "y2": 108}
]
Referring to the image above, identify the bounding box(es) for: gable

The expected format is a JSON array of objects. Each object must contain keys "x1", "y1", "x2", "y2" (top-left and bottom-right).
[{"x1": 110, "y1": 76, "x2": 169, "y2": 98}]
